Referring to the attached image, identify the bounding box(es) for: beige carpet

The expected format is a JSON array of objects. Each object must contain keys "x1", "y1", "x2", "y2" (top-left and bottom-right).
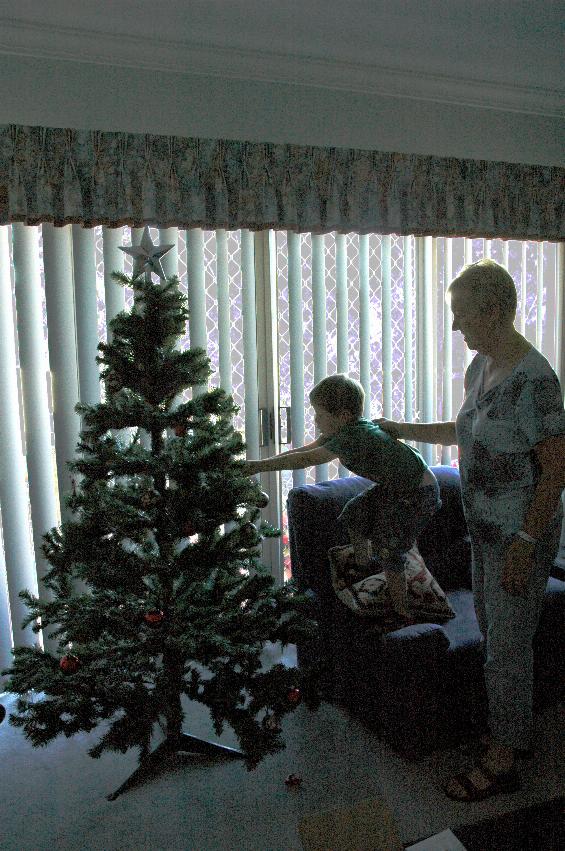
[{"x1": 1, "y1": 644, "x2": 563, "y2": 851}]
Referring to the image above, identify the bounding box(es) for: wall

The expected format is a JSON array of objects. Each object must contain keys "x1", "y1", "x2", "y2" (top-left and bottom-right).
[{"x1": 0, "y1": 55, "x2": 563, "y2": 167}]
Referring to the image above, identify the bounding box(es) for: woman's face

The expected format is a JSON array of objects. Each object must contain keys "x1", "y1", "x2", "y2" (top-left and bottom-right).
[{"x1": 450, "y1": 288, "x2": 495, "y2": 352}]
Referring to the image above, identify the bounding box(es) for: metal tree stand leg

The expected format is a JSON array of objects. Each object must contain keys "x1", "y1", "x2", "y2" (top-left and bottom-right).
[{"x1": 107, "y1": 733, "x2": 245, "y2": 801}]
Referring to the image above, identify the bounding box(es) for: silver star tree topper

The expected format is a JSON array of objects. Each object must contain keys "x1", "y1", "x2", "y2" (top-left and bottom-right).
[{"x1": 119, "y1": 226, "x2": 175, "y2": 281}]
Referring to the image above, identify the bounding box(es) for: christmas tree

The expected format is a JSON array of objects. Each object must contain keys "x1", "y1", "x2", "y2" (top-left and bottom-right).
[{"x1": 2, "y1": 229, "x2": 322, "y2": 800}]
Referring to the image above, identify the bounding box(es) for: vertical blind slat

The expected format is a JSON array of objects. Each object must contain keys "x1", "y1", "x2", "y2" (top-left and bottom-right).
[
  {"x1": 215, "y1": 229, "x2": 232, "y2": 395},
  {"x1": 335, "y1": 234, "x2": 348, "y2": 477},
  {"x1": 311, "y1": 234, "x2": 327, "y2": 388},
  {"x1": 358, "y1": 235, "x2": 371, "y2": 419},
  {"x1": 11, "y1": 224, "x2": 59, "y2": 650},
  {"x1": 311, "y1": 234, "x2": 329, "y2": 482},
  {"x1": 403, "y1": 236, "x2": 414, "y2": 423},
  {"x1": 503, "y1": 240, "x2": 509, "y2": 269},
  {"x1": 72, "y1": 226, "x2": 100, "y2": 409},
  {"x1": 0, "y1": 226, "x2": 38, "y2": 650},
  {"x1": 536, "y1": 242, "x2": 544, "y2": 351},
  {"x1": 0, "y1": 531, "x2": 13, "y2": 684},
  {"x1": 381, "y1": 235, "x2": 392, "y2": 418},
  {"x1": 422, "y1": 237, "x2": 435, "y2": 464},
  {"x1": 556, "y1": 244, "x2": 565, "y2": 390},
  {"x1": 415, "y1": 238, "x2": 424, "y2": 435},
  {"x1": 556, "y1": 244, "x2": 565, "y2": 569},
  {"x1": 431, "y1": 238, "x2": 439, "y2": 423},
  {"x1": 423, "y1": 238, "x2": 435, "y2": 414},
  {"x1": 102, "y1": 227, "x2": 125, "y2": 342},
  {"x1": 441, "y1": 239, "x2": 454, "y2": 465},
  {"x1": 520, "y1": 242, "x2": 527, "y2": 337},
  {"x1": 413, "y1": 238, "x2": 434, "y2": 464},
  {"x1": 41, "y1": 224, "x2": 81, "y2": 523},
  {"x1": 464, "y1": 239, "x2": 474, "y2": 368},
  {"x1": 287, "y1": 232, "x2": 305, "y2": 486},
  {"x1": 252, "y1": 231, "x2": 282, "y2": 580},
  {"x1": 241, "y1": 230, "x2": 260, "y2": 460},
  {"x1": 186, "y1": 228, "x2": 207, "y2": 399},
  {"x1": 335, "y1": 234, "x2": 348, "y2": 375}
]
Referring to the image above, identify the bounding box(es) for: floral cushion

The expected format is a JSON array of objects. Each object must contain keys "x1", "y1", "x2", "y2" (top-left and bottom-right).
[{"x1": 329, "y1": 542, "x2": 455, "y2": 628}]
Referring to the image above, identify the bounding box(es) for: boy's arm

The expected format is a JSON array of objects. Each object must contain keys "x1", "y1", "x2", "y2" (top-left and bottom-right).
[
  {"x1": 243, "y1": 444, "x2": 337, "y2": 475},
  {"x1": 278, "y1": 437, "x2": 323, "y2": 457}
]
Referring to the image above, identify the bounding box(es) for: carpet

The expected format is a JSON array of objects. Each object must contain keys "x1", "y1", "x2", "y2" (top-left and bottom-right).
[{"x1": 0, "y1": 652, "x2": 563, "y2": 851}]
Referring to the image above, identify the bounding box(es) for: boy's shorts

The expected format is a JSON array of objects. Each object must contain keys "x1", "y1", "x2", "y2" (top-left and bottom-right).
[{"x1": 337, "y1": 474, "x2": 441, "y2": 574}]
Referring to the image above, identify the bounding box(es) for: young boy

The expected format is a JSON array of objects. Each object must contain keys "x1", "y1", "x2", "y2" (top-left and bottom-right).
[{"x1": 243, "y1": 374, "x2": 441, "y2": 620}]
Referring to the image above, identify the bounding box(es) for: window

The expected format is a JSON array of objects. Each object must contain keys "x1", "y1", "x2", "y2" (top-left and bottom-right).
[{"x1": 1, "y1": 226, "x2": 562, "y2": 602}]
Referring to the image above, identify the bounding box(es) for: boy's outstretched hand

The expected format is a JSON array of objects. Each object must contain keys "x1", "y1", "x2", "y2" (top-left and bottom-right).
[
  {"x1": 241, "y1": 460, "x2": 262, "y2": 476},
  {"x1": 373, "y1": 418, "x2": 402, "y2": 439}
]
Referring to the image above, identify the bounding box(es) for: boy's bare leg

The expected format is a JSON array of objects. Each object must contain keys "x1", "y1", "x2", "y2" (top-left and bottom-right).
[
  {"x1": 348, "y1": 531, "x2": 372, "y2": 567},
  {"x1": 385, "y1": 569, "x2": 411, "y2": 617}
]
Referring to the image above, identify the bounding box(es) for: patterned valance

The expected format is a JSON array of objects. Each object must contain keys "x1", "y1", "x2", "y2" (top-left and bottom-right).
[{"x1": 1, "y1": 124, "x2": 563, "y2": 239}]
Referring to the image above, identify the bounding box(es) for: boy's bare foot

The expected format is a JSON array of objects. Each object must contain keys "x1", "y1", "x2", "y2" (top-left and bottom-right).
[
  {"x1": 386, "y1": 570, "x2": 410, "y2": 619},
  {"x1": 352, "y1": 538, "x2": 372, "y2": 566}
]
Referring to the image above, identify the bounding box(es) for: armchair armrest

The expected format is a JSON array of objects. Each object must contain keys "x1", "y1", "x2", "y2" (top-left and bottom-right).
[
  {"x1": 287, "y1": 475, "x2": 373, "y2": 605},
  {"x1": 375, "y1": 622, "x2": 451, "y2": 755}
]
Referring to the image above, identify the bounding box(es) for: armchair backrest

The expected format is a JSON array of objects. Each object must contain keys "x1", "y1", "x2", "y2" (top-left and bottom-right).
[{"x1": 416, "y1": 466, "x2": 472, "y2": 590}]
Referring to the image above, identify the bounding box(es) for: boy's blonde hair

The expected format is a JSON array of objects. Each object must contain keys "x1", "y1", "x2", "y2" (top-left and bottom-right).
[
  {"x1": 309, "y1": 374, "x2": 365, "y2": 418},
  {"x1": 446, "y1": 258, "x2": 517, "y2": 320}
]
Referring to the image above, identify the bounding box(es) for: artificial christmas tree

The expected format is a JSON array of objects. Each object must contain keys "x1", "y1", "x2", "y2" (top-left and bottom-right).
[{"x1": 2, "y1": 228, "x2": 323, "y2": 800}]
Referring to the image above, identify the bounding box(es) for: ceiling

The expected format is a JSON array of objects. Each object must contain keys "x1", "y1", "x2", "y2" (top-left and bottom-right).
[{"x1": 0, "y1": 1, "x2": 563, "y2": 114}]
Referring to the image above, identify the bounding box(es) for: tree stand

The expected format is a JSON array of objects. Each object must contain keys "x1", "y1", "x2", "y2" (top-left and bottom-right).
[{"x1": 107, "y1": 732, "x2": 245, "y2": 801}]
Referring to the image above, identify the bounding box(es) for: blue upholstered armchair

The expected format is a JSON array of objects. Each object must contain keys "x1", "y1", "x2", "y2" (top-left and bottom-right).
[{"x1": 287, "y1": 465, "x2": 565, "y2": 758}]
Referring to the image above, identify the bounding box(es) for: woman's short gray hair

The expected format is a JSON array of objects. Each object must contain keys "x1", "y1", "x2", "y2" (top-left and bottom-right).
[{"x1": 446, "y1": 259, "x2": 517, "y2": 320}]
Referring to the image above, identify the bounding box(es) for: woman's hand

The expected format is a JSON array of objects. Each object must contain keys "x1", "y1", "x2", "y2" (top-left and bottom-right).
[
  {"x1": 501, "y1": 538, "x2": 536, "y2": 596},
  {"x1": 373, "y1": 418, "x2": 403, "y2": 439}
]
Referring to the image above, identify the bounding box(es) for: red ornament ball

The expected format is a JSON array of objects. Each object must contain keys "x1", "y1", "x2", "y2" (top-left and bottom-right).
[
  {"x1": 60, "y1": 654, "x2": 80, "y2": 674},
  {"x1": 284, "y1": 773, "x2": 302, "y2": 787},
  {"x1": 287, "y1": 687, "x2": 301, "y2": 705},
  {"x1": 174, "y1": 424, "x2": 187, "y2": 437},
  {"x1": 264, "y1": 714, "x2": 282, "y2": 732},
  {"x1": 182, "y1": 520, "x2": 197, "y2": 537},
  {"x1": 143, "y1": 610, "x2": 164, "y2": 627}
]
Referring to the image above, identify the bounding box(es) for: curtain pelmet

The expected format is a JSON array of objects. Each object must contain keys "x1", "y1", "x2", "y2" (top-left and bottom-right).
[{"x1": 0, "y1": 124, "x2": 563, "y2": 240}]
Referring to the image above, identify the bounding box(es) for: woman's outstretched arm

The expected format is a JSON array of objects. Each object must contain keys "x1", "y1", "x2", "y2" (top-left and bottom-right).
[{"x1": 375, "y1": 419, "x2": 457, "y2": 446}]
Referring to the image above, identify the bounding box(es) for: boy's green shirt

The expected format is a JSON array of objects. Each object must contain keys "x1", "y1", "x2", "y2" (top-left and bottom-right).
[{"x1": 319, "y1": 417, "x2": 428, "y2": 493}]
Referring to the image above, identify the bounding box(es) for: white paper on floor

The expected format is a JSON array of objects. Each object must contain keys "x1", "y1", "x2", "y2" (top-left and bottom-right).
[{"x1": 405, "y1": 828, "x2": 468, "y2": 851}]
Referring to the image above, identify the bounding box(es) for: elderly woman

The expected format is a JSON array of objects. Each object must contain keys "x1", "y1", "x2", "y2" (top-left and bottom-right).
[{"x1": 377, "y1": 259, "x2": 565, "y2": 802}]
